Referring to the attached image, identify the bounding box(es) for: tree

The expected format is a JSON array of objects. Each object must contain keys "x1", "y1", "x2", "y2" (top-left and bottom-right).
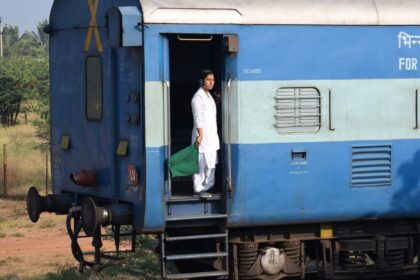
[
  {"x1": 37, "y1": 20, "x2": 49, "y2": 54},
  {"x1": 0, "y1": 20, "x2": 49, "y2": 123},
  {"x1": 13, "y1": 31, "x2": 43, "y2": 57},
  {"x1": 31, "y1": 20, "x2": 50, "y2": 148},
  {"x1": 3, "y1": 26, "x2": 19, "y2": 57},
  {"x1": 0, "y1": 57, "x2": 26, "y2": 125},
  {"x1": 0, "y1": 20, "x2": 50, "y2": 147},
  {"x1": 3, "y1": 21, "x2": 49, "y2": 58},
  {"x1": 31, "y1": 55, "x2": 50, "y2": 149},
  {"x1": 0, "y1": 56, "x2": 47, "y2": 125}
]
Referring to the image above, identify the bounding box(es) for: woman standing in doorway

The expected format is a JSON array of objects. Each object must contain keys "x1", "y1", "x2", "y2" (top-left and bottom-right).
[{"x1": 191, "y1": 70, "x2": 220, "y2": 198}]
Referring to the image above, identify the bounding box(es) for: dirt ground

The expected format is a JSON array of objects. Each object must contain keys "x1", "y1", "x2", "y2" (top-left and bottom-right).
[{"x1": 0, "y1": 198, "x2": 127, "y2": 279}]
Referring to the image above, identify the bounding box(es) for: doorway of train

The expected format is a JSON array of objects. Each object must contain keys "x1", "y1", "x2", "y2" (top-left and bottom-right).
[{"x1": 168, "y1": 34, "x2": 224, "y2": 197}]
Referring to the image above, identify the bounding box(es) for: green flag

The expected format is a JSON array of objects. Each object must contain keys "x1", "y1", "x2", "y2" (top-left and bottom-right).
[{"x1": 168, "y1": 145, "x2": 199, "y2": 177}]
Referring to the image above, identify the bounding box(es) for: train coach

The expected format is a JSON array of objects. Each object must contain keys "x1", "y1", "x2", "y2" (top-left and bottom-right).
[{"x1": 26, "y1": 0, "x2": 420, "y2": 279}]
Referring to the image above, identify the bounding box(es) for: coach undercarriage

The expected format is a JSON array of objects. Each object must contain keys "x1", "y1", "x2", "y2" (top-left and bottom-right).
[
  {"x1": 162, "y1": 220, "x2": 419, "y2": 280},
  {"x1": 160, "y1": 219, "x2": 420, "y2": 279},
  {"x1": 225, "y1": 219, "x2": 420, "y2": 280},
  {"x1": 28, "y1": 186, "x2": 420, "y2": 279}
]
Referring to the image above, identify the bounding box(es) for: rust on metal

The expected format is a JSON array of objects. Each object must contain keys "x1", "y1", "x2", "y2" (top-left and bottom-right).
[{"x1": 70, "y1": 170, "x2": 96, "y2": 186}]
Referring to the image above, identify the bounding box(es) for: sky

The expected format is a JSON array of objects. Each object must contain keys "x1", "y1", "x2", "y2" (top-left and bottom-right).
[{"x1": 0, "y1": 0, "x2": 54, "y2": 34}]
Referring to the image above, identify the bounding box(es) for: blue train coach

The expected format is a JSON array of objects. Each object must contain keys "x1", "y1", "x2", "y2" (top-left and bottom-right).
[{"x1": 26, "y1": 0, "x2": 420, "y2": 279}]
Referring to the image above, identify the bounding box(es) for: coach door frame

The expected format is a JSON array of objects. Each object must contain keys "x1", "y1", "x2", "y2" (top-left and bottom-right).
[
  {"x1": 161, "y1": 35, "x2": 171, "y2": 195},
  {"x1": 163, "y1": 33, "x2": 227, "y2": 197}
]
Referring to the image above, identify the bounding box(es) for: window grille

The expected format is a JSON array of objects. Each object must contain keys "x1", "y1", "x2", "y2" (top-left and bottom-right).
[
  {"x1": 274, "y1": 87, "x2": 321, "y2": 134},
  {"x1": 86, "y1": 57, "x2": 103, "y2": 122}
]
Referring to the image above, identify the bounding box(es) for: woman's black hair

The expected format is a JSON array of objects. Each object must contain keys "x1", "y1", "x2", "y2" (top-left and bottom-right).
[{"x1": 201, "y1": 69, "x2": 214, "y2": 80}]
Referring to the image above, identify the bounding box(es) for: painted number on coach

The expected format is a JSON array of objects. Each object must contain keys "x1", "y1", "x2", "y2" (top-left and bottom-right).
[{"x1": 243, "y1": 68, "x2": 262, "y2": 75}]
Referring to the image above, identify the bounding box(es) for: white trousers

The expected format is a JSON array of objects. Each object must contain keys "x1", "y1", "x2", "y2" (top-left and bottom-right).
[{"x1": 193, "y1": 152, "x2": 217, "y2": 193}]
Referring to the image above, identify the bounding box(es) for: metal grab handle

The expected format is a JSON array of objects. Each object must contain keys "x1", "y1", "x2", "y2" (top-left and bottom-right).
[
  {"x1": 163, "y1": 80, "x2": 171, "y2": 155},
  {"x1": 177, "y1": 35, "x2": 213, "y2": 42},
  {"x1": 226, "y1": 77, "x2": 233, "y2": 195},
  {"x1": 329, "y1": 89, "x2": 335, "y2": 131},
  {"x1": 415, "y1": 89, "x2": 419, "y2": 129},
  {"x1": 162, "y1": 80, "x2": 171, "y2": 194}
]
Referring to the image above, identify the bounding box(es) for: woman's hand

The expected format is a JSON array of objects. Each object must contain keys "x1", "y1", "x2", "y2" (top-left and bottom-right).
[
  {"x1": 195, "y1": 128, "x2": 203, "y2": 147},
  {"x1": 195, "y1": 135, "x2": 203, "y2": 147}
]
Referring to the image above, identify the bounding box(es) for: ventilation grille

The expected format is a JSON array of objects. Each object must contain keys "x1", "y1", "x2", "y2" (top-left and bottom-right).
[
  {"x1": 274, "y1": 87, "x2": 321, "y2": 134},
  {"x1": 351, "y1": 145, "x2": 392, "y2": 187}
]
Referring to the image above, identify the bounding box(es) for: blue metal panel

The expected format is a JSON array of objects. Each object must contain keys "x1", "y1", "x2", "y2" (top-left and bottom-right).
[
  {"x1": 144, "y1": 146, "x2": 166, "y2": 231},
  {"x1": 118, "y1": 6, "x2": 143, "y2": 47},
  {"x1": 233, "y1": 25, "x2": 420, "y2": 81},
  {"x1": 114, "y1": 47, "x2": 144, "y2": 202},
  {"x1": 144, "y1": 33, "x2": 167, "y2": 82},
  {"x1": 49, "y1": 0, "x2": 147, "y2": 230},
  {"x1": 226, "y1": 139, "x2": 420, "y2": 227},
  {"x1": 144, "y1": 24, "x2": 420, "y2": 82},
  {"x1": 50, "y1": 27, "x2": 116, "y2": 198},
  {"x1": 144, "y1": 24, "x2": 239, "y2": 82}
]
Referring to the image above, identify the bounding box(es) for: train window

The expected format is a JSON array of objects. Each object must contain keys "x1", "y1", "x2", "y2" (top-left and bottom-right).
[
  {"x1": 86, "y1": 57, "x2": 103, "y2": 122},
  {"x1": 274, "y1": 87, "x2": 321, "y2": 134}
]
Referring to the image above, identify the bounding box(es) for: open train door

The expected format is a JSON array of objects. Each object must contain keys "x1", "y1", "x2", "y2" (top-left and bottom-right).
[
  {"x1": 160, "y1": 33, "x2": 234, "y2": 278},
  {"x1": 166, "y1": 34, "x2": 225, "y2": 198}
]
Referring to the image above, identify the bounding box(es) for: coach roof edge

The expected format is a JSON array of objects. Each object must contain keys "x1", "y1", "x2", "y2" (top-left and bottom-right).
[{"x1": 140, "y1": 0, "x2": 420, "y2": 25}]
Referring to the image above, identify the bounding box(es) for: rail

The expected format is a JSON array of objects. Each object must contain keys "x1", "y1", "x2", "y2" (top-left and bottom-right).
[
  {"x1": 226, "y1": 77, "x2": 233, "y2": 196},
  {"x1": 163, "y1": 80, "x2": 171, "y2": 194}
]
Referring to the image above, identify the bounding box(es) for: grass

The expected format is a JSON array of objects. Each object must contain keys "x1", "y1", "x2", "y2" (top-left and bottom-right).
[
  {"x1": 2, "y1": 257, "x2": 23, "y2": 263},
  {"x1": 0, "y1": 113, "x2": 50, "y2": 197},
  {"x1": 38, "y1": 219, "x2": 56, "y2": 229},
  {"x1": 0, "y1": 217, "x2": 33, "y2": 230},
  {"x1": 1, "y1": 273, "x2": 20, "y2": 280},
  {"x1": 34, "y1": 234, "x2": 163, "y2": 280},
  {"x1": 34, "y1": 268, "x2": 90, "y2": 280},
  {"x1": 10, "y1": 232, "x2": 25, "y2": 238}
]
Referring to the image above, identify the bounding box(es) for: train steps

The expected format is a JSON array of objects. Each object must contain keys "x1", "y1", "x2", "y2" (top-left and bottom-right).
[
  {"x1": 160, "y1": 229, "x2": 229, "y2": 279},
  {"x1": 165, "y1": 194, "x2": 226, "y2": 228},
  {"x1": 161, "y1": 193, "x2": 229, "y2": 279}
]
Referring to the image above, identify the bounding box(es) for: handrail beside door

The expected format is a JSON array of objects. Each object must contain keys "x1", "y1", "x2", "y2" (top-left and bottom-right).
[
  {"x1": 226, "y1": 77, "x2": 233, "y2": 196},
  {"x1": 163, "y1": 80, "x2": 171, "y2": 194}
]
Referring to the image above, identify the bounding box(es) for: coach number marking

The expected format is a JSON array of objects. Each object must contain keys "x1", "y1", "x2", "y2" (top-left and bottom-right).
[{"x1": 243, "y1": 68, "x2": 262, "y2": 74}]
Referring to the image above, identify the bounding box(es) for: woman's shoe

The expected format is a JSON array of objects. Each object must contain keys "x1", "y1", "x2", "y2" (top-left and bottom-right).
[{"x1": 195, "y1": 191, "x2": 212, "y2": 199}]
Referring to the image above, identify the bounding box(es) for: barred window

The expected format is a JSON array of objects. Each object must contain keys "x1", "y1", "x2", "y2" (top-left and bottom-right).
[
  {"x1": 86, "y1": 57, "x2": 103, "y2": 122},
  {"x1": 274, "y1": 87, "x2": 321, "y2": 134}
]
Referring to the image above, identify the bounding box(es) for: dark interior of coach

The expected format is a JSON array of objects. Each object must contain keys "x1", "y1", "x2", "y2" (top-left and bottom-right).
[{"x1": 168, "y1": 34, "x2": 223, "y2": 196}]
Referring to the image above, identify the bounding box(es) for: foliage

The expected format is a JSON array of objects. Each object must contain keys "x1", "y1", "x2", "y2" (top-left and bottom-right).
[
  {"x1": 3, "y1": 20, "x2": 48, "y2": 57},
  {"x1": 0, "y1": 56, "x2": 48, "y2": 126},
  {"x1": 0, "y1": 20, "x2": 50, "y2": 146},
  {"x1": 2, "y1": 26, "x2": 19, "y2": 57}
]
